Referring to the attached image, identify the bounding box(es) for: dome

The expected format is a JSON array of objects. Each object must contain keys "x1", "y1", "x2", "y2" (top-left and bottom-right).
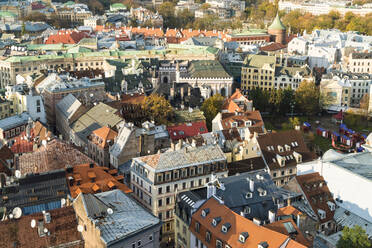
[{"x1": 268, "y1": 13, "x2": 286, "y2": 31}]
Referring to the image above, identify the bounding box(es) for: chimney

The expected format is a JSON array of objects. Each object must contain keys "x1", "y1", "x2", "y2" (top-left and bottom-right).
[
  {"x1": 180, "y1": 87, "x2": 184, "y2": 99},
  {"x1": 89, "y1": 163, "x2": 94, "y2": 168},
  {"x1": 249, "y1": 178, "x2": 254, "y2": 192},
  {"x1": 207, "y1": 181, "x2": 216, "y2": 199},
  {"x1": 268, "y1": 210, "x2": 275, "y2": 223}
]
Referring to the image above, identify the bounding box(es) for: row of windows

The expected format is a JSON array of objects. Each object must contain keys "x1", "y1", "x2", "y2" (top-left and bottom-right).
[
  {"x1": 131, "y1": 235, "x2": 153, "y2": 248},
  {"x1": 272, "y1": 168, "x2": 294, "y2": 178}
]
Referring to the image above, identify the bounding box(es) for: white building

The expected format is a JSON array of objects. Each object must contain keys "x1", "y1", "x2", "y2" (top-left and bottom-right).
[
  {"x1": 297, "y1": 150, "x2": 372, "y2": 223},
  {"x1": 320, "y1": 74, "x2": 351, "y2": 111},
  {"x1": 279, "y1": 1, "x2": 372, "y2": 16},
  {"x1": 288, "y1": 37, "x2": 309, "y2": 55},
  {"x1": 5, "y1": 84, "x2": 46, "y2": 124},
  {"x1": 307, "y1": 45, "x2": 338, "y2": 69},
  {"x1": 348, "y1": 52, "x2": 372, "y2": 74}
]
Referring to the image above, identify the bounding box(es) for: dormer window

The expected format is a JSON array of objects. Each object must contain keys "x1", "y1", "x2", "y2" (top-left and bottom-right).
[
  {"x1": 327, "y1": 201, "x2": 336, "y2": 211},
  {"x1": 232, "y1": 122, "x2": 238, "y2": 127},
  {"x1": 258, "y1": 188, "x2": 267, "y2": 196},
  {"x1": 221, "y1": 222, "x2": 231, "y2": 233},
  {"x1": 245, "y1": 120, "x2": 252, "y2": 127},
  {"x1": 239, "y1": 232, "x2": 249, "y2": 243},
  {"x1": 277, "y1": 145, "x2": 283, "y2": 152},
  {"x1": 244, "y1": 206, "x2": 251, "y2": 214},
  {"x1": 258, "y1": 241, "x2": 269, "y2": 248},
  {"x1": 202, "y1": 208, "x2": 210, "y2": 218},
  {"x1": 318, "y1": 209, "x2": 326, "y2": 219},
  {"x1": 245, "y1": 192, "x2": 252, "y2": 199},
  {"x1": 293, "y1": 151, "x2": 302, "y2": 163},
  {"x1": 285, "y1": 144, "x2": 291, "y2": 151},
  {"x1": 212, "y1": 217, "x2": 222, "y2": 227}
]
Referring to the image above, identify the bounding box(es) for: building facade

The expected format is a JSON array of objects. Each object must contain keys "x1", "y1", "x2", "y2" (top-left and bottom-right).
[{"x1": 130, "y1": 144, "x2": 228, "y2": 243}]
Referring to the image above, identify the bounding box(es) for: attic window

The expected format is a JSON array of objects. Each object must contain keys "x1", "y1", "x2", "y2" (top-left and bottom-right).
[
  {"x1": 244, "y1": 206, "x2": 251, "y2": 214},
  {"x1": 239, "y1": 232, "x2": 249, "y2": 243},
  {"x1": 258, "y1": 188, "x2": 267, "y2": 196},
  {"x1": 212, "y1": 217, "x2": 221, "y2": 227},
  {"x1": 202, "y1": 208, "x2": 210, "y2": 218},
  {"x1": 221, "y1": 222, "x2": 231, "y2": 233},
  {"x1": 245, "y1": 120, "x2": 252, "y2": 127},
  {"x1": 327, "y1": 201, "x2": 336, "y2": 211},
  {"x1": 259, "y1": 241, "x2": 269, "y2": 248},
  {"x1": 285, "y1": 144, "x2": 291, "y2": 151},
  {"x1": 277, "y1": 145, "x2": 283, "y2": 152},
  {"x1": 318, "y1": 209, "x2": 326, "y2": 219}
]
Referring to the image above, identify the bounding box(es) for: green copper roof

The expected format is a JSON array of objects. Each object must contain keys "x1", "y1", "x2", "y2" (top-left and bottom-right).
[
  {"x1": 268, "y1": 13, "x2": 286, "y2": 31},
  {"x1": 0, "y1": 11, "x2": 17, "y2": 17},
  {"x1": 64, "y1": 1, "x2": 75, "y2": 6},
  {"x1": 110, "y1": 3, "x2": 127, "y2": 9}
]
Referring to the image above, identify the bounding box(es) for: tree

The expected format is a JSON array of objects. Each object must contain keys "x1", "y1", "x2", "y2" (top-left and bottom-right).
[
  {"x1": 201, "y1": 94, "x2": 225, "y2": 131},
  {"x1": 142, "y1": 94, "x2": 174, "y2": 125},
  {"x1": 295, "y1": 80, "x2": 320, "y2": 116},
  {"x1": 201, "y1": 3, "x2": 211, "y2": 10},
  {"x1": 336, "y1": 225, "x2": 371, "y2": 248}
]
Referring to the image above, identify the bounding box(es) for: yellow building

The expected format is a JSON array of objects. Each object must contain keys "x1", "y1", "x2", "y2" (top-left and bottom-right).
[{"x1": 0, "y1": 97, "x2": 12, "y2": 119}]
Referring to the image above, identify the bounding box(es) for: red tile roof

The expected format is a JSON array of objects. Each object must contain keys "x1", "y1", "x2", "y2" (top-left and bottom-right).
[
  {"x1": 264, "y1": 219, "x2": 310, "y2": 247},
  {"x1": 167, "y1": 121, "x2": 208, "y2": 141},
  {"x1": 45, "y1": 30, "x2": 90, "y2": 44},
  {"x1": 66, "y1": 163, "x2": 132, "y2": 198},
  {"x1": 220, "y1": 110, "x2": 264, "y2": 130},
  {"x1": 18, "y1": 139, "x2": 94, "y2": 176},
  {"x1": 259, "y1": 42, "x2": 287, "y2": 52},
  {"x1": 190, "y1": 197, "x2": 307, "y2": 248},
  {"x1": 296, "y1": 172, "x2": 336, "y2": 224},
  {"x1": 10, "y1": 121, "x2": 52, "y2": 154},
  {"x1": 90, "y1": 126, "x2": 118, "y2": 149},
  {"x1": 0, "y1": 206, "x2": 84, "y2": 248}
]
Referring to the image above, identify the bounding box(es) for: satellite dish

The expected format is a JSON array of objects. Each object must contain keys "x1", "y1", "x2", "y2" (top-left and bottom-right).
[
  {"x1": 61, "y1": 198, "x2": 66, "y2": 207},
  {"x1": 107, "y1": 208, "x2": 113, "y2": 215},
  {"x1": 12, "y1": 207, "x2": 22, "y2": 219},
  {"x1": 9, "y1": 214, "x2": 13, "y2": 219},
  {"x1": 77, "y1": 225, "x2": 84, "y2": 232},
  {"x1": 31, "y1": 219, "x2": 36, "y2": 228},
  {"x1": 15, "y1": 170, "x2": 21, "y2": 179}
]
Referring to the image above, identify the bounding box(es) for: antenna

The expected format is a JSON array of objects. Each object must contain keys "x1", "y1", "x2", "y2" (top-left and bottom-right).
[
  {"x1": 77, "y1": 225, "x2": 84, "y2": 232},
  {"x1": 12, "y1": 207, "x2": 22, "y2": 219},
  {"x1": 31, "y1": 219, "x2": 36, "y2": 228},
  {"x1": 15, "y1": 170, "x2": 21, "y2": 178},
  {"x1": 107, "y1": 208, "x2": 113, "y2": 215}
]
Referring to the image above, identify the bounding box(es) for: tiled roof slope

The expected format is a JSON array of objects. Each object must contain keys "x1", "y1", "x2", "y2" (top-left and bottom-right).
[
  {"x1": 79, "y1": 190, "x2": 160, "y2": 246},
  {"x1": 167, "y1": 121, "x2": 208, "y2": 141},
  {"x1": 0, "y1": 206, "x2": 84, "y2": 248},
  {"x1": 190, "y1": 197, "x2": 307, "y2": 248},
  {"x1": 45, "y1": 30, "x2": 90, "y2": 44},
  {"x1": 18, "y1": 139, "x2": 94, "y2": 175},
  {"x1": 296, "y1": 172, "x2": 336, "y2": 224},
  {"x1": 220, "y1": 110, "x2": 264, "y2": 130},
  {"x1": 257, "y1": 130, "x2": 316, "y2": 170},
  {"x1": 66, "y1": 163, "x2": 131, "y2": 198},
  {"x1": 136, "y1": 144, "x2": 225, "y2": 171},
  {"x1": 90, "y1": 126, "x2": 118, "y2": 148}
]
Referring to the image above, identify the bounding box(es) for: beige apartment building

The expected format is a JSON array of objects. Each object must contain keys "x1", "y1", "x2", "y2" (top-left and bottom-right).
[
  {"x1": 348, "y1": 52, "x2": 372, "y2": 73},
  {"x1": 130, "y1": 143, "x2": 228, "y2": 243}
]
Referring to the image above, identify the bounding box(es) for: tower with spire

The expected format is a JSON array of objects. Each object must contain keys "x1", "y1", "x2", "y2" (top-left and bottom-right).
[{"x1": 268, "y1": 12, "x2": 287, "y2": 45}]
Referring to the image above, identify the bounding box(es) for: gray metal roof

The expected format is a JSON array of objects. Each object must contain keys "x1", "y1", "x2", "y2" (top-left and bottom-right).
[
  {"x1": 56, "y1": 94, "x2": 82, "y2": 121},
  {"x1": 0, "y1": 112, "x2": 31, "y2": 131},
  {"x1": 81, "y1": 190, "x2": 160, "y2": 246},
  {"x1": 324, "y1": 151, "x2": 372, "y2": 181},
  {"x1": 334, "y1": 205, "x2": 372, "y2": 237}
]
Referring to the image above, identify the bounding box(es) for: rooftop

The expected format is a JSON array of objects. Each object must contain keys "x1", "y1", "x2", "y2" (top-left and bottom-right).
[
  {"x1": 0, "y1": 112, "x2": 31, "y2": 131},
  {"x1": 0, "y1": 206, "x2": 83, "y2": 248},
  {"x1": 66, "y1": 163, "x2": 131, "y2": 198},
  {"x1": 78, "y1": 189, "x2": 160, "y2": 245},
  {"x1": 186, "y1": 60, "x2": 231, "y2": 79},
  {"x1": 89, "y1": 126, "x2": 118, "y2": 149},
  {"x1": 136, "y1": 144, "x2": 225, "y2": 172},
  {"x1": 167, "y1": 121, "x2": 208, "y2": 141},
  {"x1": 18, "y1": 139, "x2": 94, "y2": 175},
  {"x1": 0, "y1": 169, "x2": 69, "y2": 215},
  {"x1": 190, "y1": 197, "x2": 306, "y2": 248}
]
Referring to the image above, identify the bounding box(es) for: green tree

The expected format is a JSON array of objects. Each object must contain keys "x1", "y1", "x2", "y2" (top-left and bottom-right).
[
  {"x1": 157, "y1": 2, "x2": 177, "y2": 29},
  {"x1": 142, "y1": 94, "x2": 174, "y2": 125},
  {"x1": 337, "y1": 225, "x2": 371, "y2": 248},
  {"x1": 295, "y1": 80, "x2": 320, "y2": 116},
  {"x1": 201, "y1": 94, "x2": 225, "y2": 131}
]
